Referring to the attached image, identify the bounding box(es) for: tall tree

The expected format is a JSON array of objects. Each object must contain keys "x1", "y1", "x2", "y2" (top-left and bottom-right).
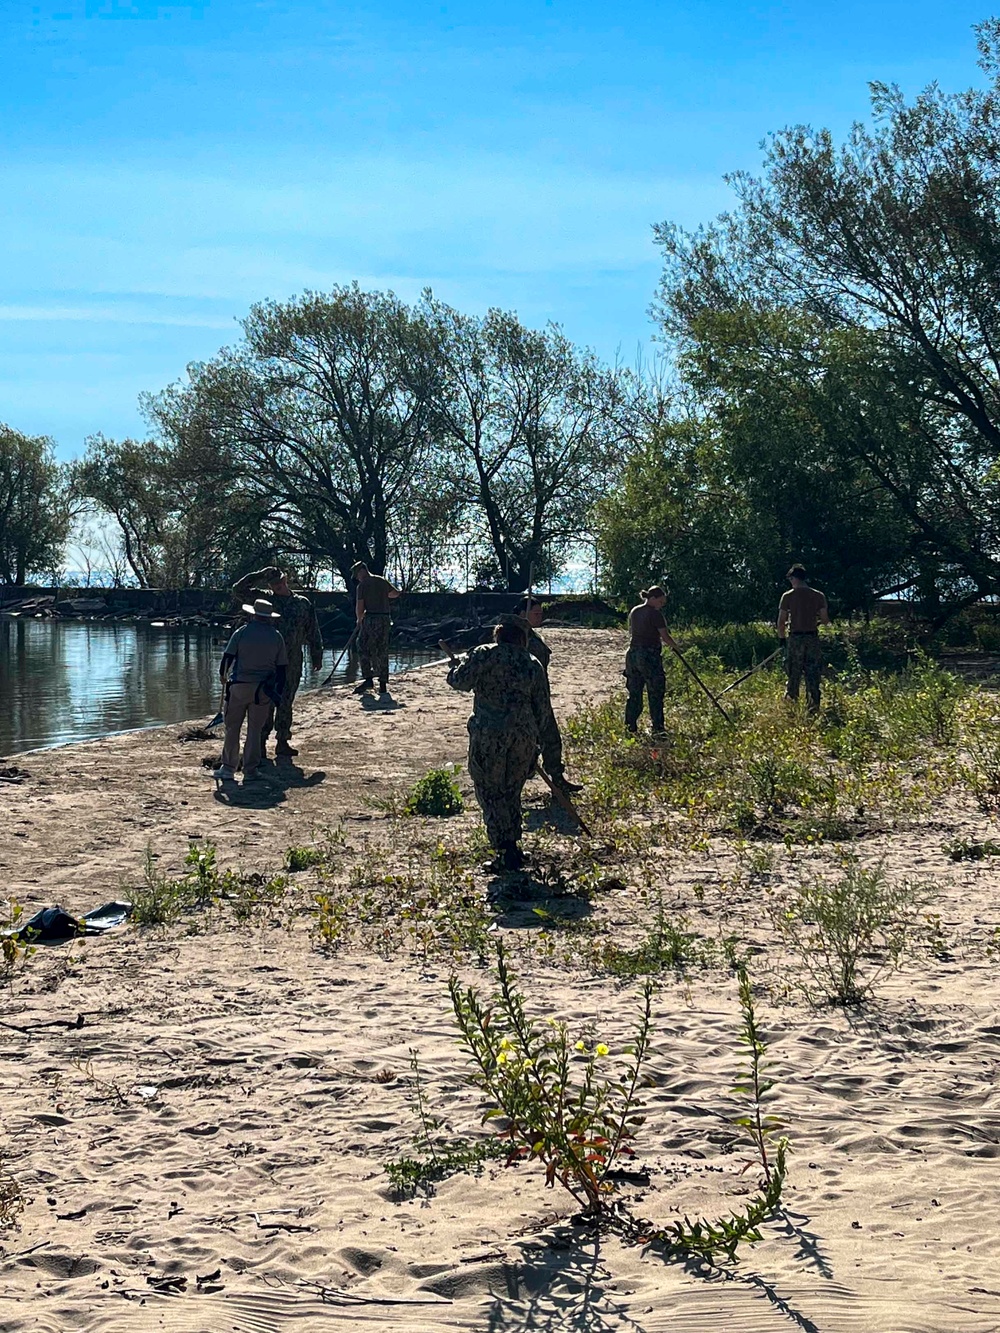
[
  {"x1": 147, "y1": 285, "x2": 445, "y2": 587},
  {"x1": 423, "y1": 297, "x2": 638, "y2": 592},
  {"x1": 0, "y1": 426, "x2": 70, "y2": 586},
  {"x1": 655, "y1": 21, "x2": 1000, "y2": 619}
]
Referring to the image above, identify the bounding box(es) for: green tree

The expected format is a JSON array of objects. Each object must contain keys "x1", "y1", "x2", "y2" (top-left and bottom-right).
[
  {"x1": 654, "y1": 21, "x2": 1000, "y2": 621},
  {"x1": 423, "y1": 297, "x2": 640, "y2": 592},
  {"x1": 147, "y1": 285, "x2": 448, "y2": 587},
  {"x1": 0, "y1": 426, "x2": 70, "y2": 586}
]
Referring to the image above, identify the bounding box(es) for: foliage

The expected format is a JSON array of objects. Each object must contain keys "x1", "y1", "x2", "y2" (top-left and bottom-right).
[
  {"x1": 72, "y1": 434, "x2": 242, "y2": 588},
  {"x1": 130, "y1": 842, "x2": 288, "y2": 929},
  {"x1": 0, "y1": 1149, "x2": 22, "y2": 1228},
  {"x1": 284, "y1": 845, "x2": 326, "y2": 872},
  {"x1": 384, "y1": 1051, "x2": 508, "y2": 1194},
  {"x1": 404, "y1": 766, "x2": 464, "y2": 817},
  {"x1": 565, "y1": 654, "x2": 981, "y2": 843},
  {"x1": 625, "y1": 969, "x2": 787, "y2": 1262},
  {"x1": 653, "y1": 24, "x2": 1000, "y2": 622},
  {"x1": 768, "y1": 857, "x2": 932, "y2": 1004},
  {"x1": 0, "y1": 425, "x2": 71, "y2": 586},
  {"x1": 312, "y1": 840, "x2": 491, "y2": 961},
  {"x1": 424, "y1": 296, "x2": 646, "y2": 591},
  {"x1": 943, "y1": 836, "x2": 1000, "y2": 863},
  {"x1": 0, "y1": 899, "x2": 36, "y2": 982},
  {"x1": 449, "y1": 942, "x2": 654, "y2": 1215}
]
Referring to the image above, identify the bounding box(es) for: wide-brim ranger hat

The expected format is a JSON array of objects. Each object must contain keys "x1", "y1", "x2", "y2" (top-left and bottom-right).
[{"x1": 243, "y1": 598, "x2": 281, "y2": 618}]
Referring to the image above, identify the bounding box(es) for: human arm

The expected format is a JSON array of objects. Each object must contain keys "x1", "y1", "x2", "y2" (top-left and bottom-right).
[
  {"x1": 447, "y1": 646, "x2": 481, "y2": 692},
  {"x1": 232, "y1": 566, "x2": 279, "y2": 598},
  {"x1": 388, "y1": 583, "x2": 401, "y2": 600},
  {"x1": 532, "y1": 670, "x2": 564, "y2": 775},
  {"x1": 818, "y1": 594, "x2": 831, "y2": 627},
  {"x1": 777, "y1": 597, "x2": 789, "y2": 641},
  {"x1": 355, "y1": 590, "x2": 365, "y2": 624},
  {"x1": 220, "y1": 627, "x2": 242, "y2": 682}
]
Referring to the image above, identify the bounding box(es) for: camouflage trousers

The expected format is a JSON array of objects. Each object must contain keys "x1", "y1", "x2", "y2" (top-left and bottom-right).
[
  {"x1": 624, "y1": 646, "x2": 665, "y2": 734},
  {"x1": 359, "y1": 615, "x2": 391, "y2": 683},
  {"x1": 785, "y1": 634, "x2": 823, "y2": 713},
  {"x1": 467, "y1": 725, "x2": 538, "y2": 849},
  {"x1": 263, "y1": 651, "x2": 302, "y2": 744}
]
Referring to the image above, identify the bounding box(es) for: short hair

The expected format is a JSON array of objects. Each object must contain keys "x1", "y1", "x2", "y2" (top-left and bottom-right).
[
  {"x1": 517, "y1": 596, "x2": 543, "y2": 615},
  {"x1": 787, "y1": 564, "x2": 808, "y2": 581},
  {"x1": 350, "y1": 561, "x2": 368, "y2": 578},
  {"x1": 494, "y1": 622, "x2": 528, "y2": 647},
  {"x1": 641, "y1": 585, "x2": 666, "y2": 600}
]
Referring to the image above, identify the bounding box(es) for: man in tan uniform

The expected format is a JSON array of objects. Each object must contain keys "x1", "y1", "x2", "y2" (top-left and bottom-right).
[
  {"x1": 777, "y1": 565, "x2": 830, "y2": 714},
  {"x1": 214, "y1": 598, "x2": 288, "y2": 784},
  {"x1": 351, "y1": 561, "x2": 400, "y2": 696}
]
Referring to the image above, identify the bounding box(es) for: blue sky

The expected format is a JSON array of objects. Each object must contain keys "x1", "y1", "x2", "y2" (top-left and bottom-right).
[{"x1": 0, "y1": 0, "x2": 991, "y2": 458}]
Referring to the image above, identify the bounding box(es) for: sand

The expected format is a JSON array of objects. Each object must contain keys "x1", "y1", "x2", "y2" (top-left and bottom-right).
[{"x1": 0, "y1": 628, "x2": 998, "y2": 1333}]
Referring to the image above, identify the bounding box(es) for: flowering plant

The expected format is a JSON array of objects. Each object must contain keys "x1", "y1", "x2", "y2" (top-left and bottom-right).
[{"x1": 449, "y1": 943, "x2": 652, "y2": 1216}]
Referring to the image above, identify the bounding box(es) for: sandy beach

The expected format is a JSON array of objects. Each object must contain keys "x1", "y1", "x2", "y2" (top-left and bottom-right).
[{"x1": 1, "y1": 628, "x2": 999, "y2": 1333}]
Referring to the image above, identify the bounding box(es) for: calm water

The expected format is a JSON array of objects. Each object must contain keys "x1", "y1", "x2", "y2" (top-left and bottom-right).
[{"x1": 0, "y1": 619, "x2": 436, "y2": 756}]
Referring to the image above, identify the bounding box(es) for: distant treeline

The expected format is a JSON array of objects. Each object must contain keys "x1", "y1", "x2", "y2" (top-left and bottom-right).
[{"x1": 6, "y1": 23, "x2": 1000, "y2": 626}]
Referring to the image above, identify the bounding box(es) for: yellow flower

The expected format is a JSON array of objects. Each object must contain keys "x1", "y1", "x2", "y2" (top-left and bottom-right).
[
  {"x1": 521, "y1": 1059, "x2": 534, "y2": 1070},
  {"x1": 574, "y1": 1041, "x2": 586, "y2": 1052},
  {"x1": 596, "y1": 1043, "x2": 609, "y2": 1057},
  {"x1": 497, "y1": 1052, "x2": 507, "y2": 1065}
]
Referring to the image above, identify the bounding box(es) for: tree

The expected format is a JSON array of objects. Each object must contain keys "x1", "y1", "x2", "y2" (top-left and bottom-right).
[
  {"x1": 73, "y1": 435, "x2": 243, "y2": 588},
  {"x1": 654, "y1": 21, "x2": 1000, "y2": 620},
  {"x1": 423, "y1": 297, "x2": 639, "y2": 592},
  {"x1": 0, "y1": 426, "x2": 70, "y2": 586},
  {"x1": 147, "y1": 285, "x2": 447, "y2": 587}
]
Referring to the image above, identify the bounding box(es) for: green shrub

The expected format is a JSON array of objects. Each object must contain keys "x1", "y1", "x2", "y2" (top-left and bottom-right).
[
  {"x1": 285, "y1": 845, "x2": 325, "y2": 872},
  {"x1": 769, "y1": 857, "x2": 932, "y2": 1004},
  {"x1": 943, "y1": 836, "x2": 1000, "y2": 862},
  {"x1": 404, "y1": 766, "x2": 464, "y2": 817}
]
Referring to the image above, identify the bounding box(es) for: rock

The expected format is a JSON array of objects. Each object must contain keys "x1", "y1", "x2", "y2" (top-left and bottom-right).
[{"x1": 55, "y1": 598, "x2": 108, "y2": 614}]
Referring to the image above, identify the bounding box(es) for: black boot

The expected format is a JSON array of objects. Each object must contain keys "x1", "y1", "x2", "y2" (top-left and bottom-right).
[{"x1": 353, "y1": 678, "x2": 374, "y2": 695}]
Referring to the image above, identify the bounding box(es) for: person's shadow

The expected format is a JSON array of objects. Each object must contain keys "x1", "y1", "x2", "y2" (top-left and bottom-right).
[
  {"x1": 212, "y1": 765, "x2": 326, "y2": 808},
  {"x1": 360, "y1": 694, "x2": 406, "y2": 711}
]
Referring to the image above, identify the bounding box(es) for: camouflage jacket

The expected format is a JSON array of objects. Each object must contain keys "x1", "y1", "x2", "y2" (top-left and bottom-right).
[
  {"x1": 232, "y1": 569, "x2": 323, "y2": 664},
  {"x1": 527, "y1": 629, "x2": 551, "y2": 674},
  {"x1": 447, "y1": 642, "x2": 560, "y2": 755}
]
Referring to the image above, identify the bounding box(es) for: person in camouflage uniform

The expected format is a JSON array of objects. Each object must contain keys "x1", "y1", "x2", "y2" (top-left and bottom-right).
[
  {"x1": 515, "y1": 596, "x2": 582, "y2": 794},
  {"x1": 624, "y1": 585, "x2": 679, "y2": 736},
  {"x1": 448, "y1": 620, "x2": 562, "y2": 872},
  {"x1": 231, "y1": 566, "x2": 324, "y2": 757}
]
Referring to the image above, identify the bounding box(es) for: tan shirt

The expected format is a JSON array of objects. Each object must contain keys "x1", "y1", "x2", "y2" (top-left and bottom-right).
[
  {"x1": 628, "y1": 603, "x2": 667, "y2": 649},
  {"x1": 224, "y1": 622, "x2": 288, "y2": 684},
  {"x1": 779, "y1": 586, "x2": 828, "y2": 633}
]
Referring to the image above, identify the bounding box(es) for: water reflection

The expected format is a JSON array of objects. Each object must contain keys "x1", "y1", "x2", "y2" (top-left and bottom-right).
[{"x1": 0, "y1": 620, "x2": 434, "y2": 756}]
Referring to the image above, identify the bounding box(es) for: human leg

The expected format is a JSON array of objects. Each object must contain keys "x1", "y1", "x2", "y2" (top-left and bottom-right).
[
  {"x1": 803, "y1": 637, "x2": 823, "y2": 714},
  {"x1": 221, "y1": 683, "x2": 252, "y2": 771},
  {"x1": 275, "y1": 655, "x2": 302, "y2": 752},
  {"x1": 643, "y1": 657, "x2": 667, "y2": 735},
  {"x1": 241, "y1": 695, "x2": 271, "y2": 777},
  {"x1": 624, "y1": 651, "x2": 644, "y2": 733},
  {"x1": 785, "y1": 637, "x2": 805, "y2": 702}
]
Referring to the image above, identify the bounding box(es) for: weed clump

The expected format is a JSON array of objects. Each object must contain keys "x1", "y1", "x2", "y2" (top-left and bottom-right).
[
  {"x1": 130, "y1": 842, "x2": 288, "y2": 929},
  {"x1": 404, "y1": 767, "x2": 464, "y2": 817},
  {"x1": 768, "y1": 856, "x2": 932, "y2": 1005}
]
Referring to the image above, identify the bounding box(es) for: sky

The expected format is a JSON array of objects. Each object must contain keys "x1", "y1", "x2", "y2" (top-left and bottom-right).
[{"x1": 0, "y1": 0, "x2": 992, "y2": 460}]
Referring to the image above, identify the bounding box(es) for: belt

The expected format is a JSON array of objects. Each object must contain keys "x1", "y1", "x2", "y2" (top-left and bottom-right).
[
  {"x1": 791, "y1": 630, "x2": 818, "y2": 636},
  {"x1": 363, "y1": 611, "x2": 391, "y2": 616}
]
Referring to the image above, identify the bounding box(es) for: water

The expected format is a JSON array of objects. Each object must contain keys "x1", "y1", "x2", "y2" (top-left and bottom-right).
[{"x1": 0, "y1": 618, "x2": 437, "y2": 756}]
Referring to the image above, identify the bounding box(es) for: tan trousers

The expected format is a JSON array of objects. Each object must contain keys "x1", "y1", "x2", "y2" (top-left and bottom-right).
[{"x1": 222, "y1": 682, "x2": 271, "y2": 776}]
